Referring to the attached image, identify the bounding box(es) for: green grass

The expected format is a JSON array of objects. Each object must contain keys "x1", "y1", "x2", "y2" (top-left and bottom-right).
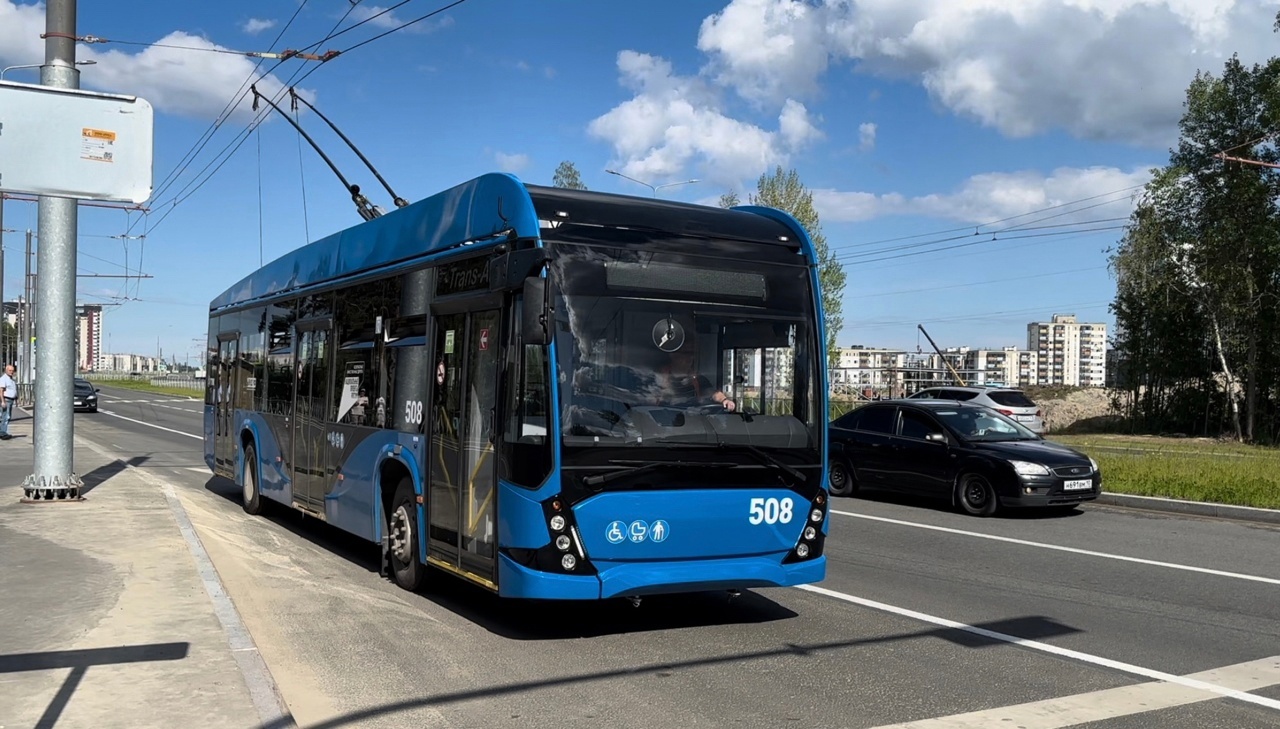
[
  {"x1": 90, "y1": 378, "x2": 203, "y2": 399},
  {"x1": 1051, "y1": 434, "x2": 1280, "y2": 510}
]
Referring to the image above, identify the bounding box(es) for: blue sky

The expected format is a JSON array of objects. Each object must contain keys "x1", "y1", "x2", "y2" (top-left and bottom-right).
[{"x1": 2, "y1": 0, "x2": 1278, "y2": 363}]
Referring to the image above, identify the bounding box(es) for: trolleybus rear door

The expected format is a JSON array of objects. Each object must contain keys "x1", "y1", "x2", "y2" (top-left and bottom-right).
[
  {"x1": 426, "y1": 307, "x2": 501, "y2": 586},
  {"x1": 291, "y1": 324, "x2": 331, "y2": 511},
  {"x1": 214, "y1": 335, "x2": 238, "y2": 476}
]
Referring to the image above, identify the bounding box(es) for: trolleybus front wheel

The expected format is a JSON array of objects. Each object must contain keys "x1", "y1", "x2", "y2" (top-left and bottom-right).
[{"x1": 388, "y1": 477, "x2": 426, "y2": 591}]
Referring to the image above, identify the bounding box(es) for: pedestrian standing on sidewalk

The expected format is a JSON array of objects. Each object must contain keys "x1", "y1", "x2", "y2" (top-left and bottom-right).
[{"x1": 0, "y1": 365, "x2": 16, "y2": 440}]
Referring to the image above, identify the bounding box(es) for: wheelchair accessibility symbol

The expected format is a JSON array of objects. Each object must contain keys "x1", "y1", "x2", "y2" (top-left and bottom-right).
[{"x1": 605, "y1": 521, "x2": 626, "y2": 544}]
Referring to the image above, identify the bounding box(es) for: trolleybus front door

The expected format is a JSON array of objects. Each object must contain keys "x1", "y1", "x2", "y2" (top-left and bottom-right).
[
  {"x1": 426, "y1": 308, "x2": 500, "y2": 587},
  {"x1": 291, "y1": 325, "x2": 331, "y2": 511}
]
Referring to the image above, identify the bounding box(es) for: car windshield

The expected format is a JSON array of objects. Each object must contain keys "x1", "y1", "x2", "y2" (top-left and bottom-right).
[
  {"x1": 932, "y1": 407, "x2": 1039, "y2": 442},
  {"x1": 549, "y1": 240, "x2": 820, "y2": 460}
]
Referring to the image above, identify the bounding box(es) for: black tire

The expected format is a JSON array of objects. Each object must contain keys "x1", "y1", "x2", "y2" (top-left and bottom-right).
[
  {"x1": 828, "y1": 458, "x2": 858, "y2": 497},
  {"x1": 387, "y1": 477, "x2": 426, "y2": 591},
  {"x1": 957, "y1": 472, "x2": 998, "y2": 517},
  {"x1": 242, "y1": 443, "x2": 264, "y2": 515}
]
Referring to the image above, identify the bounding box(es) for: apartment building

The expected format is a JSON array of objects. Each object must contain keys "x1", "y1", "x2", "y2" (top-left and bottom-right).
[
  {"x1": 831, "y1": 346, "x2": 910, "y2": 397},
  {"x1": 944, "y1": 347, "x2": 1040, "y2": 387},
  {"x1": 1026, "y1": 314, "x2": 1107, "y2": 386},
  {"x1": 76, "y1": 304, "x2": 104, "y2": 372}
]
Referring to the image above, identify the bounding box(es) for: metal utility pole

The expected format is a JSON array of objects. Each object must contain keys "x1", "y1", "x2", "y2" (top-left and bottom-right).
[
  {"x1": 26, "y1": 0, "x2": 83, "y2": 500},
  {"x1": 22, "y1": 230, "x2": 32, "y2": 387}
]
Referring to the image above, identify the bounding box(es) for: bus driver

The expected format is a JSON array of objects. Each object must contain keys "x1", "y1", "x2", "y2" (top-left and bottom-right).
[{"x1": 658, "y1": 347, "x2": 736, "y2": 412}]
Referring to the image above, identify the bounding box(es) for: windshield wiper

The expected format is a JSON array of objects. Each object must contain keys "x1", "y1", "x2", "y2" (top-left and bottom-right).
[
  {"x1": 718, "y1": 444, "x2": 807, "y2": 484},
  {"x1": 582, "y1": 459, "x2": 738, "y2": 487}
]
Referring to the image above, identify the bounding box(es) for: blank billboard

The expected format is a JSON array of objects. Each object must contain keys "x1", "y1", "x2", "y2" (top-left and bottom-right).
[{"x1": 0, "y1": 80, "x2": 153, "y2": 204}]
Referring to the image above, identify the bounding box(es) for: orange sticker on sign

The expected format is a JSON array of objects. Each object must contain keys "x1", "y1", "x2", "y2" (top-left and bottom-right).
[{"x1": 80, "y1": 128, "x2": 117, "y2": 163}]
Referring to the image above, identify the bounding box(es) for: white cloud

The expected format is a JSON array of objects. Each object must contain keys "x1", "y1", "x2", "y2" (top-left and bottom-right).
[
  {"x1": 697, "y1": 0, "x2": 831, "y2": 106},
  {"x1": 348, "y1": 5, "x2": 454, "y2": 34},
  {"x1": 814, "y1": 165, "x2": 1153, "y2": 223},
  {"x1": 494, "y1": 151, "x2": 530, "y2": 173},
  {"x1": 588, "y1": 51, "x2": 820, "y2": 187},
  {"x1": 696, "y1": 0, "x2": 1280, "y2": 146},
  {"x1": 858, "y1": 122, "x2": 876, "y2": 152},
  {"x1": 241, "y1": 18, "x2": 277, "y2": 35},
  {"x1": 0, "y1": 3, "x2": 312, "y2": 121}
]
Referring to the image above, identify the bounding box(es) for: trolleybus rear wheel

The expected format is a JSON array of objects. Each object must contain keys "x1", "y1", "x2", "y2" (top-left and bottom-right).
[{"x1": 243, "y1": 444, "x2": 264, "y2": 515}]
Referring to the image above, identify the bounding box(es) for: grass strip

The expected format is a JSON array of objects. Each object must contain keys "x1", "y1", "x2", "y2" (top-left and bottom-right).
[{"x1": 1052, "y1": 434, "x2": 1280, "y2": 510}]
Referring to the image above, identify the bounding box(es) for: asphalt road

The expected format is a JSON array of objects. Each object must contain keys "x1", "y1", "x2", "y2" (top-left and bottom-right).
[{"x1": 78, "y1": 384, "x2": 1280, "y2": 728}]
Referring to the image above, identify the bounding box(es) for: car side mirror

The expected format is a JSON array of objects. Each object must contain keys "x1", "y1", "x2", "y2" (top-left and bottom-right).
[{"x1": 925, "y1": 433, "x2": 947, "y2": 444}]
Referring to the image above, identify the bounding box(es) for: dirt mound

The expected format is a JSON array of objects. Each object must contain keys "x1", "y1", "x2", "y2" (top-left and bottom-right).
[{"x1": 1029, "y1": 387, "x2": 1119, "y2": 433}]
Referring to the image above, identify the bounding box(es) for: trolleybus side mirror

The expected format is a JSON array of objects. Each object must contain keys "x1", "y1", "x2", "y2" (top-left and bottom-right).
[{"x1": 522, "y1": 276, "x2": 550, "y2": 346}]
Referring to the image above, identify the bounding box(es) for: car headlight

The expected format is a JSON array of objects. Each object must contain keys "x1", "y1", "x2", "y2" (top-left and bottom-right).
[
  {"x1": 1010, "y1": 460, "x2": 1050, "y2": 477},
  {"x1": 1088, "y1": 457, "x2": 1098, "y2": 473}
]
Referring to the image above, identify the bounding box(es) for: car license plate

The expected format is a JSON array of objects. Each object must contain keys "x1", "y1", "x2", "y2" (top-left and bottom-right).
[
  {"x1": 1063, "y1": 479, "x2": 1092, "y2": 491},
  {"x1": 1017, "y1": 415, "x2": 1036, "y2": 422}
]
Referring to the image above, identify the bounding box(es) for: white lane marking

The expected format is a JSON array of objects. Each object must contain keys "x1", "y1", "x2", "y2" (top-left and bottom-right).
[
  {"x1": 98, "y1": 397, "x2": 202, "y2": 413},
  {"x1": 831, "y1": 509, "x2": 1280, "y2": 586},
  {"x1": 97, "y1": 409, "x2": 203, "y2": 441},
  {"x1": 797, "y1": 584, "x2": 1280, "y2": 713},
  {"x1": 868, "y1": 655, "x2": 1280, "y2": 728}
]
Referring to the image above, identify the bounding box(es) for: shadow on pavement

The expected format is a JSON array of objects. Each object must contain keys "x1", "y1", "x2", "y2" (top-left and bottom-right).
[
  {"x1": 256, "y1": 616, "x2": 1081, "y2": 729},
  {"x1": 0, "y1": 642, "x2": 189, "y2": 729},
  {"x1": 201, "y1": 475, "x2": 803, "y2": 640},
  {"x1": 80, "y1": 455, "x2": 150, "y2": 496},
  {"x1": 840, "y1": 489, "x2": 1086, "y2": 520}
]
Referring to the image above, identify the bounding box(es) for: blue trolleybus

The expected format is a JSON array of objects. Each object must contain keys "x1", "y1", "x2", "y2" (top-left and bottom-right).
[{"x1": 204, "y1": 173, "x2": 829, "y2": 600}]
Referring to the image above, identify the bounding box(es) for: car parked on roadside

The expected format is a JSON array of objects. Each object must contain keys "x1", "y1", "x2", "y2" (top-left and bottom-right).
[
  {"x1": 827, "y1": 399, "x2": 1099, "y2": 516},
  {"x1": 907, "y1": 385, "x2": 1045, "y2": 433},
  {"x1": 73, "y1": 378, "x2": 99, "y2": 413}
]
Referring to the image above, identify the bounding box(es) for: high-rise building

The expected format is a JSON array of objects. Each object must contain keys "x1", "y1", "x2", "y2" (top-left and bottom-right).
[
  {"x1": 76, "y1": 304, "x2": 104, "y2": 372},
  {"x1": 1026, "y1": 314, "x2": 1107, "y2": 386}
]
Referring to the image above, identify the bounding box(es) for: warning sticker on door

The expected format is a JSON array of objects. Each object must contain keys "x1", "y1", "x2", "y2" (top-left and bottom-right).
[{"x1": 444, "y1": 330, "x2": 455, "y2": 354}]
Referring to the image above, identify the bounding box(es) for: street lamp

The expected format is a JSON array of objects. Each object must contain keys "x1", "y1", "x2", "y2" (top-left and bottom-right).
[
  {"x1": 605, "y1": 169, "x2": 700, "y2": 197},
  {"x1": 1, "y1": 59, "x2": 96, "y2": 80}
]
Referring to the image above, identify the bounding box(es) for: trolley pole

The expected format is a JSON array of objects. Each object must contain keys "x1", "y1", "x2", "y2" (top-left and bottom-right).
[{"x1": 25, "y1": 0, "x2": 83, "y2": 500}]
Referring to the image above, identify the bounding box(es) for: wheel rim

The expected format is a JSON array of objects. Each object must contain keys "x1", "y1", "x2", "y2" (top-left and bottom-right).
[
  {"x1": 830, "y1": 464, "x2": 847, "y2": 490},
  {"x1": 243, "y1": 459, "x2": 254, "y2": 504},
  {"x1": 391, "y1": 504, "x2": 414, "y2": 563},
  {"x1": 964, "y1": 478, "x2": 988, "y2": 508}
]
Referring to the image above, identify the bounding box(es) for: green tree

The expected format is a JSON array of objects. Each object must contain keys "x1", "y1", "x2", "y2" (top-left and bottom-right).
[
  {"x1": 737, "y1": 167, "x2": 846, "y2": 366},
  {"x1": 552, "y1": 161, "x2": 588, "y2": 190},
  {"x1": 1110, "y1": 55, "x2": 1280, "y2": 442}
]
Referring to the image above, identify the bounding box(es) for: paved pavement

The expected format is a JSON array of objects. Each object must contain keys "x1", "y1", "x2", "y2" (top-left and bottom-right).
[
  {"x1": 0, "y1": 405, "x2": 292, "y2": 729},
  {"x1": 7, "y1": 384, "x2": 1280, "y2": 728}
]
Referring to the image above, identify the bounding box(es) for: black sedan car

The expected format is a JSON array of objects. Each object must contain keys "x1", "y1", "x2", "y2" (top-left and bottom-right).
[
  {"x1": 73, "y1": 378, "x2": 99, "y2": 413},
  {"x1": 828, "y1": 400, "x2": 1100, "y2": 516}
]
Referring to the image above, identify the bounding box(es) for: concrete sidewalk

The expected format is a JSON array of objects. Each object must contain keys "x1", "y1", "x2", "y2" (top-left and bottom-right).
[{"x1": 0, "y1": 409, "x2": 293, "y2": 728}]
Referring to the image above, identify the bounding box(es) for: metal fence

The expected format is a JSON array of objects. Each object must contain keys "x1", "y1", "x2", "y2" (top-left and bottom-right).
[{"x1": 85, "y1": 373, "x2": 205, "y2": 391}]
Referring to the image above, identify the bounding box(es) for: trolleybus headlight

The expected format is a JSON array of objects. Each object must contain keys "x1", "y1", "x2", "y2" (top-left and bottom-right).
[
  {"x1": 550, "y1": 515, "x2": 566, "y2": 532},
  {"x1": 796, "y1": 543, "x2": 810, "y2": 558},
  {"x1": 809, "y1": 508, "x2": 823, "y2": 523},
  {"x1": 804, "y1": 526, "x2": 817, "y2": 541},
  {"x1": 561, "y1": 554, "x2": 577, "y2": 570},
  {"x1": 555, "y1": 535, "x2": 572, "y2": 551}
]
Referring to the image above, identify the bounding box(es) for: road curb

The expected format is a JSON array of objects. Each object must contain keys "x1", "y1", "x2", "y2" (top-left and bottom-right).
[{"x1": 1096, "y1": 492, "x2": 1280, "y2": 525}]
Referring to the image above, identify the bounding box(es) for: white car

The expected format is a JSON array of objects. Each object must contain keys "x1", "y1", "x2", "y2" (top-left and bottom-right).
[{"x1": 907, "y1": 386, "x2": 1044, "y2": 433}]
